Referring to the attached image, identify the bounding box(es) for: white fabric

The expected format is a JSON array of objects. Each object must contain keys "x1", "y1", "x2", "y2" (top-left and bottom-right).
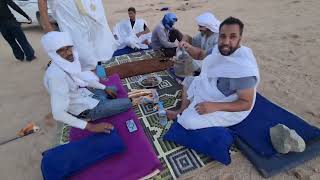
[
  {"x1": 196, "y1": 12, "x2": 220, "y2": 33},
  {"x1": 131, "y1": 19, "x2": 145, "y2": 34},
  {"x1": 42, "y1": 31, "x2": 107, "y2": 129},
  {"x1": 76, "y1": 0, "x2": 105, "y2": 22},
  {"x1": 49, "y1": 0, "x2": 118, "y2": 71},
  {"x1": 178, "y1": 46, "x2": 260, "y2": 130},
  {"x1": 113, "y1": 19, "x2": 151, "y2": 49}
]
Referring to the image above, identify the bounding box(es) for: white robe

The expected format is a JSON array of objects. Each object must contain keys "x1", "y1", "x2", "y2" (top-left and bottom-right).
[
  {"x1": 41, "y1": 31, "x2": 107, "y2": 129},
  {"x1": 113, "y1": 18, "x2": 151, "y2": 50},
  {"x1": 48, "y1": 0, "x2": 118, "y2": 71},
  {"x1": 178, "y1": 46, "x2": 260, "y2": 130}
]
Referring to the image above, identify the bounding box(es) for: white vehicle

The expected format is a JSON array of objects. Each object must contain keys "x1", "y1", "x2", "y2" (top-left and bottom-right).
[{"x1": 11, "y1": 0, "x2": 56, "y2": 26}]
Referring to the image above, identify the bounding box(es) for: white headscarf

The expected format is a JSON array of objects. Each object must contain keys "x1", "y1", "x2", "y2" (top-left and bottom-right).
[
  {"x1": 41, "y1": 31, "x2": 99, "y2": 87},
  {"x1": 196, "y1": 12, "x2": 220, "y2": 33}
]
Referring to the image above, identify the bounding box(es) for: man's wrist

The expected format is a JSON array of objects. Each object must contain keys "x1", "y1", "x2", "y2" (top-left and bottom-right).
[
  {"x1": 85, "y1": 122, "x2": 92, "y2": 131},
  {"x1": 208, "y1": 102, "x2": 220, "y2": 112}
]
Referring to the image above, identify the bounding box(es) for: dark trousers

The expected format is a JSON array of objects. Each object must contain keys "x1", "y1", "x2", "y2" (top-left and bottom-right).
[
  {"x1": 161, "y1": 29, "x2": 184, "y2": 57},
  {"x1": 0, "y1": 22, "x2": 34, "y2": 61}
]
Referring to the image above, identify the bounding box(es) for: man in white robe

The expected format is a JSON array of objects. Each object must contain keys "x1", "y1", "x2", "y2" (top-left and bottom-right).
[
  {"x1": 180, "y1": 12, "x2": 220, "y2": 62},
  {"x1": 42, "y1": 31, "x2": 131, "y2": 132},
  {"x1": 38, "y1": 0, "x2": 118, "y2": 71},
  {"x1": 167, "y1": 17, "x2": 260, "y2": 130},
  {"x1": 113, "y1": 7, "x2": 151, "y2": 50}
]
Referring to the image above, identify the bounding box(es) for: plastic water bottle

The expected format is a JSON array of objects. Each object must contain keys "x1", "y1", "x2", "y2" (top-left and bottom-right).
[
  {"x1": 158, "y1": 101, "x2": 168, "y2": 126},
  {"x1": 96, "y1": 61, "x2": 108, "y2": 80}
]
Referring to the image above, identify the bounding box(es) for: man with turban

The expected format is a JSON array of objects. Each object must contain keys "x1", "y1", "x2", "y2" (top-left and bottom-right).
[
  {"x1": 151, "y1": 13, "x2": 183, "y2": 57},
  {"x1": 180, "y1": 12, "x2": 221, "y2": 63},
  {"x1": 42, "y1": 31, "x2": 131, "y2": 133}
]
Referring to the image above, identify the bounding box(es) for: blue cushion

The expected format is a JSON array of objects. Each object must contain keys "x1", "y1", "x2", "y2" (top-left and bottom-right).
[
  {"x1": 163, "y1": 122, "x2": 235, "y2": 165},
  {"x1": 112, "y1": 47, "x2": 149, "y2": 57},
  {"x1": 229, "y1": 93, "x2": 320, "y2": 157},
  {"x1": 41, "y1": 131, "x2": 125, "y2": 180}
]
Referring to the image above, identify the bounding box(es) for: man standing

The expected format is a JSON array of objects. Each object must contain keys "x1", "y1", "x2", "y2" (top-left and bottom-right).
[
  {"x1": 38, "y1": 0, "x2": 118, "y2": 71},
  {"x1": 42, "y1": 31, "x2": 131, "y2": 132},
  {"x1": 113, "y1": 7, "x2": 151, "y2": 49},
  {"x1": 0, "y1": 0, "x2": 36, "y2": 61},
  {"x1": 167, "y1": 17, "x2": 260, "y2": 130}
]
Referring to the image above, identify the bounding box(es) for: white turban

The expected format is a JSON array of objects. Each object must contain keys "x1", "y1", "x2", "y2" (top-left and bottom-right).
[
  {"x1": 196, "y1": 12, "x2": 220, "y2": 33},
  {"x1": 41, "y1": 31, "x2": 99, "y2": 87}
]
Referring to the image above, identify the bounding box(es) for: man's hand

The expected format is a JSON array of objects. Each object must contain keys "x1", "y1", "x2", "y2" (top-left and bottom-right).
[
  {"x1": 179, "y1": 41, "x2": 191, "y2": 51},
  {"x1": 27, "y1": 17, "x2": 32, "y2": 24},
  {"x1": 195, "y1": 102, "x2": 218, "y2": 115},
  {"x1": 105, "y1": 89, "x2": 117, "y2": 99},
  {"x1": 85, "y1": 122, "x2": 114, "y2": 133},
  {"x1": 136, "y1": 32, "x2": 142, "y2": 38}
]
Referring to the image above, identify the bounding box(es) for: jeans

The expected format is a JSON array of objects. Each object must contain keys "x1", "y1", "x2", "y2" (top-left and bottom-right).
[
  {"x1": 85, "y1": 89, "x2": 132, "y2": 120},
  {"x1": 0, "y1": 21, "x2": 35, "y2": 61}
]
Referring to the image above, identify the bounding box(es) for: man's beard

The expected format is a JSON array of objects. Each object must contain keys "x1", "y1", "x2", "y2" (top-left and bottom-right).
[
  {"x1": 66, "y1": 55, "x2": 74, "y2": 62},
  {"x1": 200, "y1": 29, "x2": 209, "y2": 36},
  {"x1": 64, "y1": 54, "x2": 74, "y2": 62},
  {"x1": 218, "y1": 40, "x2": 241, "y2": 56}
]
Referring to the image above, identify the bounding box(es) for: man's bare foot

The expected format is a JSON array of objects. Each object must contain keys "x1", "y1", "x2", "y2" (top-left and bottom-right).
[{"x1": 166, "y1": 110, "x2": 181, "y2": 120}]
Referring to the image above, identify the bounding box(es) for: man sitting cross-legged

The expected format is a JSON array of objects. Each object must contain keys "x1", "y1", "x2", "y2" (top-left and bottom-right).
[
  {"x1": 113, "y1": 7, "x2": 151, "y2": 50},
  {"x1": 167, "y1": 17, "x2": 260, "y2": 130},
  {"x1": 42, "y1": 31, "x2": 132, "y2": 133}
]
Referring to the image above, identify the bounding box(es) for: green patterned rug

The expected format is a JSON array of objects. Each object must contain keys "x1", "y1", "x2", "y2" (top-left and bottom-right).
[{"x1": 57, "y1": 50, "x2": 238, "y2": 179}]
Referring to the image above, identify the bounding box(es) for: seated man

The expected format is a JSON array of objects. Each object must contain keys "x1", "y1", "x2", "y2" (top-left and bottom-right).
[
  {"x1": 167, "y1": 17, "x2": 260, "y2": 130},
  {"x1": 180, "y1": 12, "x2": 220, "y2": 68},
  {"x1": 42, "y1": 31, "x2": 132, "y2": 133},
  {"x1": 113, "y1": 7, "x2": 151, "y2": 49},
  {"x1": 151, "y1": 13, "x2": 183, "y2": 57}
]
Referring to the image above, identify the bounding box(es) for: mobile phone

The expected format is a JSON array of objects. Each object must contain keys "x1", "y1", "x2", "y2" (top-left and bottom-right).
[{"x1": 126, "y1": 119, "x2": 138, "y2": 133}]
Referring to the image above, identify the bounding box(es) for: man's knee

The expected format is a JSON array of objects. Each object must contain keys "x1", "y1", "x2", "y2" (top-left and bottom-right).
[{"x1": 118, "y1": 98, "x2": 132, "y2": 111}]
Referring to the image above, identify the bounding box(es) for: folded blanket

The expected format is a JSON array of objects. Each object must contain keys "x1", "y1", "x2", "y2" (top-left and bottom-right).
[
  {"x1": 113, "y1": 47, "x2": 148, "y2": 57},
  {"x1": 41, "y1": 132, "x2": 125, "y2": 180},
  {"x1": 229, "y1": 93, "x2": 320, "y2": 157},
  {"x1": 106, "y1": 58, "x2": 173, "y2": 79},
  {"x1": 69, "y1": 74, "x2": 162, "y2": 180}
]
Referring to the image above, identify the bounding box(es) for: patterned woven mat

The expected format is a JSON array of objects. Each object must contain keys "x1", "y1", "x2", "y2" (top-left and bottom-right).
[{"x1": 57, "y1": 50, "x2": 238, "y2": 179}]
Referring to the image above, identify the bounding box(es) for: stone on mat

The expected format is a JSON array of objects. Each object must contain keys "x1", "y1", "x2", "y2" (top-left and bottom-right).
[{"x1": 270, "y1": 124, "x2": 306, "y2": 154}]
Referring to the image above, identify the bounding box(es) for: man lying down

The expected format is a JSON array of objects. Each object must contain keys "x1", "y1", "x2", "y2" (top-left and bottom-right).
[
  {"x1": 42, "y1": 31, "x2": 132, "y2": 133},
  {"x1": 167, "y1": 17, "x2": 260, "y2": 129}
]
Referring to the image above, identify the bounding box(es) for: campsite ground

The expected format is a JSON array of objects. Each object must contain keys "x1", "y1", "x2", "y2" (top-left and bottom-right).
[{"x1": 0, "y1": 0, "x2": 319, "y2": 179}]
